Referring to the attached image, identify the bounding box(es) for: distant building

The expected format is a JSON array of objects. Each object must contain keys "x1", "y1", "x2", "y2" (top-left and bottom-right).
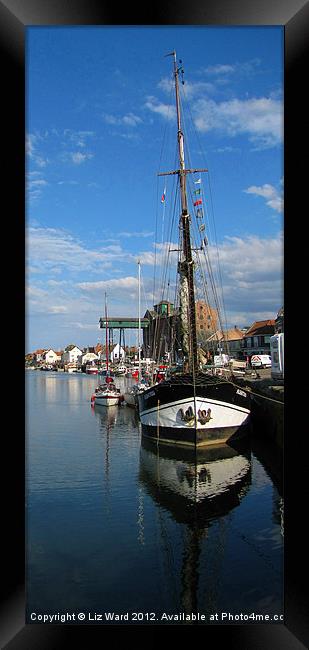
[
  {"x1": 44, "y1": 349, "x2": 62, "y2": 365},
  {"x1": 34, "y1": 349, "x2": 46, "y2": 363},
  {"x1": 203, "y1": 326, "x2": 244, "y2": 357},
  {"x1": 275, "y1": 307, "x2": 284, "y2": 333},
  {"x1": 242, "y1": 320, "x2": 275, "y2": 356},
  {"x1": 143, "y1": 300, "x2": 179, "y2": 362},
  {"x1": 110, "y1": 343, "x2": 125, "y2": 363},
  {"x1": 81, "y1": 352, "x2": 99, "y2": 364},
  {"x1": 195, "y1": 300, "x2": 218, "y2": 336},
  {"x1": 143, "y1": 299, "x2": 218, "y2": 362},
  {"x1": 62, "y1": 345, "x2": 83, "y2": 365}
]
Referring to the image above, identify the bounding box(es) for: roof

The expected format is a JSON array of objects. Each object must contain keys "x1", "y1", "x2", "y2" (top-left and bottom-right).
[
  {"x1": 244, "y1": 320, "x2": 275, "y2": 336},
  {"x1": 205, "y1": 328, "x2": 244, "y2": 342}
]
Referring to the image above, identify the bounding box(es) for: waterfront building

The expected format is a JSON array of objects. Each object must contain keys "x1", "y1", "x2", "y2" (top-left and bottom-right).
[
  {"x1": 62, "y1": 345, "x2": 83, "y2": 365},
  {"x1": 242, "y1": 320, "x2": 275, "y2": 356},
  {"x1": 44, "y1": 349, "x2": 62, "y2": 365}
]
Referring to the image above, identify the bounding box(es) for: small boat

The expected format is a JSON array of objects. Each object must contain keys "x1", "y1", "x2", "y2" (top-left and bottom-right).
[
  {"x1": 91, "y1": 294, "x2": 123, "y2": 407},
  {"x1": 66, "y1": 362, "x2": 80, "y2": 373},
  {"x1": 123, "y1": 262, "x2": 148, "y2": 409},
  {"x1": 114, "y1": 365, "x2": 127, "y2": 376},
  {"x1": 124, "y1": 381, "x2": 148, "y2": 408},
  {"x1": 86, "y1": 363, "x2": 99, "y2": 375},
  {"x1": 137, "y1": 52, "x2": 251, "y2": 448},
  {"x1": 91, "y1": 382, "x2": 123, "y2": 407}
]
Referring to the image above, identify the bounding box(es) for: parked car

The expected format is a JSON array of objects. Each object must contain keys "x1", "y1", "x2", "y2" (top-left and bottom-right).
[{"x1": 250, "y1": 354, "x2": 272, "y2": 368}]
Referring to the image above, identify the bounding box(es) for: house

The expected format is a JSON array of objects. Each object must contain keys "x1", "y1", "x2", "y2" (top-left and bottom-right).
[
  {"x1": 82, "y1": 351, "x2": 99, "y2": 364},
  {"x1": 34, "y1": 349, "x2": 46, "y2": 363},
  {"x1": 95, "y1": 343, "x2": 103, "y2": 355},
  {"x1": 62, "y1": 345, "x2": 83, "y2": 365},
  {"x1": 110, "y1": 343, "x2": 125, "y2": 363},
  {"x1": 44, "y1": 349, "x2": 62, "y2": 365},
  {"x1": 242, "y1": 320, "x2": 275, "y2": 356},
  {"x1": 203, "y1": 327, "x2": 244, "y2": 358}
]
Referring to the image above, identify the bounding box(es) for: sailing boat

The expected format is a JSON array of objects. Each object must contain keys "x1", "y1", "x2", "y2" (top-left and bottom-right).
[
  {"x1": 124, "y1": 260, "x2": 148, "y2": 408},
  {"x1": 137, "y1": 51, "x2": 251, "y2": 447},
  {"x1": 91, "y1": 293, "x2": 123, "y2": 407}
]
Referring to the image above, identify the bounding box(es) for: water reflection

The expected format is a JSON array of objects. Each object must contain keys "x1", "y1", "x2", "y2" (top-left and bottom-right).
[
  {"x1": 139, "y1": 439, "x2": 251, "y2": 614},
  {"x1": 92, "y1": 402, "x2": 140, "y2": 432}
]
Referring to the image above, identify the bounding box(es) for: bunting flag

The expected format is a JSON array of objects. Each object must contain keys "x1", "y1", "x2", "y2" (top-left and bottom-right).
[
  {"x1": 194, "y1": 188, "x2": 201, "y2": 195},
  {"x1": 161, "y1": 188, "x2": 166, "y2": 203},
  {"x1": 196, "y1": 208, "x2": 203, "y2": 218},
  {"x1": 199, "y1": 223, "x2": 205, "y2": 232},
  {"x1": 194, "y1": 178, "x2": 201, "y2": 184},
  {"x1": 194, "y1": 199, "x2": 202, "y2": 206}
]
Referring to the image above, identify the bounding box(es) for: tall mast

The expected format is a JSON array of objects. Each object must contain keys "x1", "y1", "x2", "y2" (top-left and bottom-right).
[
  {"x1": 138, "y1": 260, "x2": 141, "y2": 378},
  {"x1": 172, "y1": 51, "x2": 198, "y2": 374},
  {"x1": 105, "y1": 292, "x2": 109, "y2": 373}
]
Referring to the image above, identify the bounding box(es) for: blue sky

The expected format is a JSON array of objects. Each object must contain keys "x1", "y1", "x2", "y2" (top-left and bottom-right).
[{"x1": 26, "y1": 26, "x2": 283, "y2": 352}]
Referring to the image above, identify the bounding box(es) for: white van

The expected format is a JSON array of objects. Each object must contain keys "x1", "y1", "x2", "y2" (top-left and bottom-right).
[{"x1": 250, "y1": 354, "x2": 272, "y2": 368}]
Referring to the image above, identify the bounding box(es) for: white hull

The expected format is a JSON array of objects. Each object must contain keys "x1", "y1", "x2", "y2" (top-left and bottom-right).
[
  {"x1": 94, "y1": 394, "x2": 120, "y2": 407},
  {"x1": 139, "y1": 395, "x2": 250, "y2": 430}
]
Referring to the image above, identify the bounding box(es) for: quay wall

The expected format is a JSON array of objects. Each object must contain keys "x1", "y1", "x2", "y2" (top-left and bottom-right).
[{"x1": 234, "y1": 372, "x2": 284, "y2": 449}]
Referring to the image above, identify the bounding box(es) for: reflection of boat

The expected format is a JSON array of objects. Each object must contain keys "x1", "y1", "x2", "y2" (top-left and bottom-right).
[
  {"x1": 139, "y1": 439, "x2": 251, "y2": 615},
  {"x1": 137, "y1": 52, "x2": 251, "y2": 447},
  {"x1": 140, "y1": 438, "x2": 251, "y2": 523},
  {"x1": 93, "y1": 403, "x2": 119, "y2": 428}
]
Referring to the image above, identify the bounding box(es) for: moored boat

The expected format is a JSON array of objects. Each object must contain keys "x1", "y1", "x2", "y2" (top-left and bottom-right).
[
  {"x1": 137, "y1": 52, "x2": 251, "y2": 448},
  {"x1": 92, "y1": 382, "x2": 123, "y2": 407},
  {"x1": 86, "y1": 363, "x2": 99, "y2": 375},
  {"x1": 91, "y1": 293, "x2": 123, "y2": 407}
]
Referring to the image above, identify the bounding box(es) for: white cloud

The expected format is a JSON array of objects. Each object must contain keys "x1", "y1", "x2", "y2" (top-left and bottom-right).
[
  {"x1": 47, "y1": 305, "x2": 68, "y2": 314},
  {"x1": 26, "y1": 226, "x2": 132, "y2": 274},
  {"x1": 70, "y1": 151, "x2": 94, "y2": 164},
  {"x1": 77, "y1": 276, "x2": 138, "y2": 292},
  {"x1": 119, "y1": 231, "x2": 154, "y2": 238},
  {"x1": 102, "y1": 112, "x2": 142, "y2": 127},
  {"x1": 204, "y1": 233, "x2": 283, "y2": 325},
  {"x1": 144, "y1": 96, "x2": 175, "y2": 121},
  {"x1": 193, "y1": 96, "x2": 282, "y2": 148},
  {"x1": 244, "y1": 183, "x2": 283, "y2": 213},
  {"x1": 205, "y1": 64, "x2": 236, "y2": 75}
]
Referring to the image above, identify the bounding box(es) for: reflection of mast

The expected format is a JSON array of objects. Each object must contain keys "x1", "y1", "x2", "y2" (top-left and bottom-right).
[
  {"x1": 137, "y1": 486, "x2": 145, "y2": 546},
  {"x1": 94, "y1": 404, "x2": 118, "y2": 512},
  {"x1": 181, "y1": 526, "x2": 205, "y2": 615}
]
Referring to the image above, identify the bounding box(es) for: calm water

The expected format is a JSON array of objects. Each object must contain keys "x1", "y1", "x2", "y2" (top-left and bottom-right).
[{"x1": 26, "y1": 371, "x2": 283, "y2": 625}]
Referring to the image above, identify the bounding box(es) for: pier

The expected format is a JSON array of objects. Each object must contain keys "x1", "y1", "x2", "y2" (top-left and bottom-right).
[{"x1": 234, "y1": 369, "x2": 284, "y2": 448}]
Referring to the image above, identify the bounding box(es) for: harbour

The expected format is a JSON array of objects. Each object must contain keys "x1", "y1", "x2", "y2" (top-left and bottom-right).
[
  {"x1": 26, "y1": 370, "x2": 283, "y2": 623},
  {"x1": 25, "y1": 34, "x2": 285, "y2": 633}
]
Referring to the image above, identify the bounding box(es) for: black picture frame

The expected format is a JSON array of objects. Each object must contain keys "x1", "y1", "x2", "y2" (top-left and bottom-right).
[{"x1": 1, "y1": 1, "x2": 308, "y2": 648}]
